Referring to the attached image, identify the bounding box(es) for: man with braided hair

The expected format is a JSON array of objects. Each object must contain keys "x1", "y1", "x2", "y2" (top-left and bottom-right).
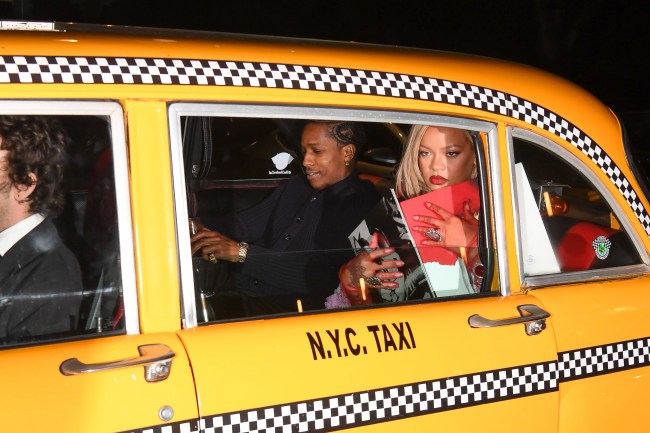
[
  {"x1": 191, "y1": 120, "x2": 380, "y2": 315},
  {"x1": 0, "y1": 116, "x2": 82, "y2": 345}
]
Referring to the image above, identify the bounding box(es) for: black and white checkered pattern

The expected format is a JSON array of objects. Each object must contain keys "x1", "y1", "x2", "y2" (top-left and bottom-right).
[
  {"x1": 124, "y1": 335, "x2": 650, "y2": 433},
  {"x1": 198, "y1": 361, "x2": 557, "y2": 433},
  {"x1": 2, "y1": 54, "x2": 648, "y2": 236},
  {"x1": 559, "y1": 337, "x2": 650, "y2": 382}
]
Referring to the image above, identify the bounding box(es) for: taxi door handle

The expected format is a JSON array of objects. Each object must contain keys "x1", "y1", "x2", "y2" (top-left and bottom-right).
[
  {"x1": 60, "y1": 344, "x2": 175, "y2": 382},
  {"x1": 468, "y1": 304, "x2": 550, "y2": 336}
]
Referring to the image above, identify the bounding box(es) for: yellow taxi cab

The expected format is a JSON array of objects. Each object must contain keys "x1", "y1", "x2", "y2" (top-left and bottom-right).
[{"x1": 1, "y1": 21, "x2": 649, "y2": 433}]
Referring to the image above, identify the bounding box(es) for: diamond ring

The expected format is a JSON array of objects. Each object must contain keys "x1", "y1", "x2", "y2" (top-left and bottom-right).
[
  {"x1": 424, "y1": 228, "x2": 442, "y2": 242},
  {"x1": 365, "y1": 275, "x2": 382, "y2": 286}
]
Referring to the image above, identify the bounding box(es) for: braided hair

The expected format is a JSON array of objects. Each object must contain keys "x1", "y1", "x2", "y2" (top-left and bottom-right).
[{"x1": 307, "y1": 120, "x2": 367, "y2": 160}]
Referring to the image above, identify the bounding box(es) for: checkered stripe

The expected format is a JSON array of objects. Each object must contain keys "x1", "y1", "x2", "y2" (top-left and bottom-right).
[
  {"x1": 508, "y1": 96, "x2": 650, "y2": 237},
  {"x1": 558, "y1": 336, "x2": 650, "y2": 382},
  {"x1": 198, "y1": 361, "x2": 557, "y2": 433},
  {"x1": 1, "y1": 54, "x2": 648, "y2": 236},
  {"x1": 125, "y1": 336, "x2": 650, "y2": 433}
]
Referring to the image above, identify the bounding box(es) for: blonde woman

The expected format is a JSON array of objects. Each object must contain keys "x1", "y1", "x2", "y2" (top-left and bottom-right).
[{"x1": 328, "y1": 125, "x2": 481, "y2": 308}]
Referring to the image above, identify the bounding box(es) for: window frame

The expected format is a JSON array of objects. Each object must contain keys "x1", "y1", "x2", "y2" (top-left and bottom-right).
[
  {"x1": 168, "y1": 103, "x2": 498, "y2": 328},
  {"x1": 0, "y1": 100, "x2": 139, "y2": 337},
  {"x1": 507, "y1": 126, "x2": 650, "y2": 289}
]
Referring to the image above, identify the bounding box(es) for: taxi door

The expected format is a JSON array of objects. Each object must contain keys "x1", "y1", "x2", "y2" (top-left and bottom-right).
[
  {"x1": 508, "y1": 128, "x2": 650, "y2": 433},
  {"x1": 0, "y1": 101, "x2": 200, "y2": 432},
  {"x1": 178, "y1": 294, "x2": 559, "y2": 432},
  {"x1": 0, "y1": 334, "x2": 198, "y2": 432},
  {"x1": 171, "y1": 108, "x2": 561, "y2": 432}
]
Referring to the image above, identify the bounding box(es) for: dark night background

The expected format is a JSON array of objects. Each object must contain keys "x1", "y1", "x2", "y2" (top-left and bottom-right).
[{"x1": 1, "y1": 0, "x2": 649, "y2": 113}]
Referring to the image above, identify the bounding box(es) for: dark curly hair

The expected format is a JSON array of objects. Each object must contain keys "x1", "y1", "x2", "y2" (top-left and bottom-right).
[{"x1": 0, "y1": 115, "x2": 66, "y2": 216}]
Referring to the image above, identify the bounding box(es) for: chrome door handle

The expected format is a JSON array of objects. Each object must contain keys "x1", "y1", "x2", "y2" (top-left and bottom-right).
[
  {"x1": 60, "y1": 344, "x2": 175, "y2": 382},
  {"x1": 468, "y1": 304, "x2": 550, "y2": 335}
]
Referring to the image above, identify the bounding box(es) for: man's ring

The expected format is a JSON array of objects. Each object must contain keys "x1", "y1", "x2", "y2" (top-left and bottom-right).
[
  {"x1": 208, "y1": 252, "x2": 218, "y2": 264},
  {"x1": 424, "y1": 228, "x2": 442, "y2": 242},
  {"x1": 365, "y1": 275, "x2": 382, "y2": 286}
]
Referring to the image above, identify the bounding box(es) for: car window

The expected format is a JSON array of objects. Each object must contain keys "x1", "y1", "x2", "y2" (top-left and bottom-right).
[
  {"x1": 171, "y1": 106, "x2": 497, "y2": 324},
  {"x1": 187, "y1": 117, "x2": 406, "y2": 185},
  {"x1": 0, "y1": 107, "x2": 133, "y2": 348},
  {"x1": 512, "y1": 134, "x2": 642, "y2": 278}
]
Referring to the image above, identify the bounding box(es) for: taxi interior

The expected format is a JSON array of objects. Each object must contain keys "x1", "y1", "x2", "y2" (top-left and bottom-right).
[
  {"x1": 51, "y1": 115, "x2": 122, "y2": 339},
  {"x1": 179, "y1": 115, "x2": 498, "y2": 322},
  {"x1": 176, "y1": 114, "x2": 642, "y2": 322}
]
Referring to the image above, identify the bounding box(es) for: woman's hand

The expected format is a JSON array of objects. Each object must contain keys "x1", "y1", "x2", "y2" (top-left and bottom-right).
[
  {"x1": 191, "y1": 227, "x2": 241, "y2": 262},
  {"x1": 338, "y1": 232, "x2": 404, "y2": 306},
  {"x1": 413, "y1": 200, "x2": 478, "y2": 249}
]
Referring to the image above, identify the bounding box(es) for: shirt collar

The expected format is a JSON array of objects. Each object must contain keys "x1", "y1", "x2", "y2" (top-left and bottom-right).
[{"x1": 0, "y1": 213, "x2": 46, "y2": 256}]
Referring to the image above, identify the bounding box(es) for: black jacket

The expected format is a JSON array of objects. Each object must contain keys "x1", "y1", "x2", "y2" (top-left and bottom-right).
[
  {"x1": 205, "y1": 172, "x2": 380, "y2": 312},
  {"x1": 0, "y1": 218, "x2": 83, "y2": 345}
]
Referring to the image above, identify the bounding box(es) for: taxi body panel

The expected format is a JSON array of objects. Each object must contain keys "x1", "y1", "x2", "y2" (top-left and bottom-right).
[
  {"x1": 1, "y1": 22, "x2": 649, "y2": 433},
  {"x1": 0, "y1": 333, "x2": 198, "y2": 432},
  {"x1": 178, "y1": 293, "x2": 560, "y2": 432},
  {"x1": 125, "y1": 99, "x2": 181, "y2": 333}
]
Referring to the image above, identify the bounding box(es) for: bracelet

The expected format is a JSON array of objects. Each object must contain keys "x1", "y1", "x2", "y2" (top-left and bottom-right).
[{"x1": 237, "y1": 242, "x2": 249, "y2": 263}]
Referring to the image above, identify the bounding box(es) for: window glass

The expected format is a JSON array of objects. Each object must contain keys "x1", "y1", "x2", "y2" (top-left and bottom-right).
[
  {"x1": 190, "y1": 117, "x2": 407, "y2": 184},
  {"x1": 513, "y1": 136, "x2": 641, "y2": 277},
  {"x1": 175, "y1": 112, "x2": 495, "y2": 323},
  {"x1": 0, "y1": 114, "x2": 125, "y2": 347}
]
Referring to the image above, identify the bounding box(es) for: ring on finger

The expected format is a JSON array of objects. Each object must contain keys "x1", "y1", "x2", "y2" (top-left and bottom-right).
[
  {"x1": 208, "y1": 252, "x2": 218, "y2": 264},
  {"x1": 424, "y1": 228, "x2": 443, "y2": 242},
  {"x1": 365, "y1": 275, "x2": 382, "y2": 286}
]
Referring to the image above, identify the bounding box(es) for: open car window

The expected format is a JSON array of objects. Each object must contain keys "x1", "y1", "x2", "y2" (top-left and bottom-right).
[{"x1": 170, "y1": 105, "x2": 498, "y2": 324}]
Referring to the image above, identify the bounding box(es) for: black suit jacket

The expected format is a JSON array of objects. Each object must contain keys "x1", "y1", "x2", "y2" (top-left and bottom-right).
[{"x1": 0, "y1": 218, "x2": 83, "y2": 345}]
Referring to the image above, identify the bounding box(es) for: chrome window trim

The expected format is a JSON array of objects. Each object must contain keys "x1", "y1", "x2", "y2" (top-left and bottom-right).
[
  {"x1": 505, "y1": 127, "x2": 526, "y2": 287},
  {"x1": 523, "y1": 264, "x2": 650, "y2": 288},
  {"x1": 489, "y1": 125, "x2": 510, "y2": 296},
  {"x1": 168, "y1": 103, "x2": 498, "y2": 328},
  {"x1": 509, "y1": 127, "x2": 650, "y2": 289},
  {"x1": 0, "y1": 100, "x2": 139, "y2": 334}
]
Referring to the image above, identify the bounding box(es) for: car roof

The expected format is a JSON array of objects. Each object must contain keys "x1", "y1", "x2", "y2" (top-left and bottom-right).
[
  {"x1": 0, "y1": 21, "x2": 608, "y2": 109},
  {"x1": 0, "y1": 21, "x2": 623, "y2": 160},
  {"x1": 1, "y1": 21, "x2": 647, "y2": 238}
]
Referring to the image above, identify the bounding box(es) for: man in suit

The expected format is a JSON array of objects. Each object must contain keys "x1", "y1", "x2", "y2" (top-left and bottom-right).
[{"x1": 0, "y1": 116, "x2": 82, "y2": 345}]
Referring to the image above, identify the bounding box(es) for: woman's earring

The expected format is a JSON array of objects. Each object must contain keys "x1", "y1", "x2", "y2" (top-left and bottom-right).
[{"x1": 345, "y1": 160, "x2": 350, "y2": 167}]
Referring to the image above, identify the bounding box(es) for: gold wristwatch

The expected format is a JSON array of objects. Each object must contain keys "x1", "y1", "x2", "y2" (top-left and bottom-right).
[{"x1": 237, "y1": 242, "x2": 249, "y2": 262}]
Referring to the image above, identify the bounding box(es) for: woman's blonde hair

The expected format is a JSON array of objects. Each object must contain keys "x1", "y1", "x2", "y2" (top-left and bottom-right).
[{"x1": 395, "y1": 125, "x2": 475, "y2": 199}]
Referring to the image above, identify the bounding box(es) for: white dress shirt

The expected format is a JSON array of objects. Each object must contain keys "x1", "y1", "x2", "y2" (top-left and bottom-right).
[{"x1": 0, "y1": 213, "x2": 46, "y2": 256}]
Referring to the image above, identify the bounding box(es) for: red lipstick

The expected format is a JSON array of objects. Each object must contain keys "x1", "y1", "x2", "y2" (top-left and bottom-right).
[{"x1": 429, "y1": 175, "x2": 447, "y2": 185}]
